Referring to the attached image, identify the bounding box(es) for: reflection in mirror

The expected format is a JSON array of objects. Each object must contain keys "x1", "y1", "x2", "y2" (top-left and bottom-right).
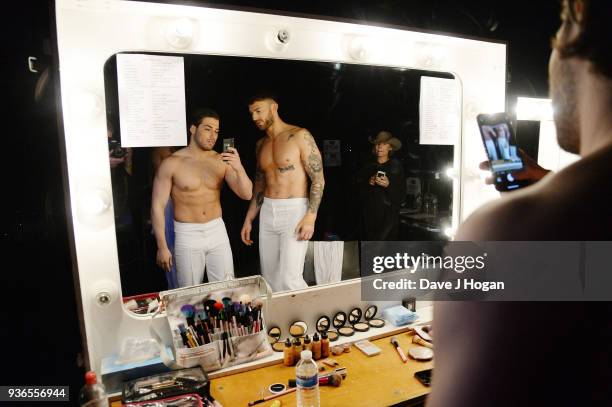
[
  {"x1": 364, "y1": 305, "x2": 378, "y2": 320},
  {"x1": 289, "y1": 321, "x2": 308, "y2": 338},
  {"x1": 316, "y1": 316, "x2": 330, "y2": 333},
  {"x1": 332, "y1": 311, "x2": 347, "y2": 329},
  {"x1": 348, "y1": 307, "x2": 362, "y2": 325},
  {"x1": 364, "y1": 305, "x2": 385, "y2": 328},
  {"x1": 103, "y1": 52, "x2": 458, "y2": 300}
]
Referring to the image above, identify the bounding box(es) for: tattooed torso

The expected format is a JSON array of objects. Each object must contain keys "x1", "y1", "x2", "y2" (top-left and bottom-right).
[{"x1": 257, "y1": 126, "x2": 309, "y2": 199}]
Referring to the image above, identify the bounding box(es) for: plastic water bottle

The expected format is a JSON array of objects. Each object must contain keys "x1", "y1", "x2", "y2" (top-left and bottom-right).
[
  {"x1": 79, "y1": 371, "x2": 108, "y2": 407},
  {"x1": 296, "y1": 350, "x2": 320, "y2": 407}
]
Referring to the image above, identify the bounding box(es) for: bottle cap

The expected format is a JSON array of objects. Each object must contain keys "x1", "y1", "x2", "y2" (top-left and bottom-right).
[
  {"x1": 313, "y1": 332, "x2": 320, "y2": 341},
  {"x1": 321, "y1": 331, "x2": 328, "y2": 339},
  {"x1": 85, "y1": 371, "x2": 97, "y2": 385},
  {"x1": 301, "y1": 350, "x2": 312, "y2": 360},
  {"x1": 304, "y1": 335, "x2": 311, "y2": 344},
  {"x1": 285, "y1": 338, "x2": 292, "y2": 347}
]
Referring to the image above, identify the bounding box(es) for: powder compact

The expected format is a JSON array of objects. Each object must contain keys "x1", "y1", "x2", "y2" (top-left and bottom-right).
[
  {"x1": 349, "y1": 307, "x2": 370, "y2": 333},
  {"x1": 267, "y1": 326, "x2": 285, "y2": 352},
  {"x1": 364, "y1": 305, "x2": 385, "y2": 329},
  {"x1": 316, "y1": 315, "x2": 339, "y2": 342},
  {"x1": 333, "y1": 311, "x2": 354, "y2": 337},
  {"x1": 289, "y1": 321, "x2": 308, "y2": 338}
]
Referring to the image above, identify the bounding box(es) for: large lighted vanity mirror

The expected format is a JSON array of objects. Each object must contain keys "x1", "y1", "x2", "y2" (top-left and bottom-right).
[{"x1": 103, "y1": 52, "x2": 459, "y2": 299}]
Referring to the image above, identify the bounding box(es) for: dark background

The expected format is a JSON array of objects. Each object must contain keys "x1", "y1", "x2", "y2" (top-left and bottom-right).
[{"x1": 1, "y1": 0, "x2": 559, "y2": 397}]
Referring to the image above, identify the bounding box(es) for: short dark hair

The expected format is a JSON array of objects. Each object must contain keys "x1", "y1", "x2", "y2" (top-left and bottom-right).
[
  {"x1": 189, "y1": 108, "x2": 220, "y2": 128},
  {"x1": 247, "y1": 91, "x2": 279, "y2": 106},
  {"x1": 553, "y1": 0, "x2": 612, "y2": 79}
]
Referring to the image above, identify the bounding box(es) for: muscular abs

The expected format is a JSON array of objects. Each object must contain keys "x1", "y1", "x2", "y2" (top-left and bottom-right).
[
  {"x1": 171, "y1": 155, "x2": 225, "y2": 223},
  {"x1": 258, "y1": 130, "x2": 308, "y2": 199}
]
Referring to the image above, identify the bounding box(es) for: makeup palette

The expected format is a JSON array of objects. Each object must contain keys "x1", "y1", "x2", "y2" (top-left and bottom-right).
[
  {"x1": 289, "y1": 321, "x2": 308, "y2": 337},
  {"x1": 333, "y1": 311, "x2": 354, "y2": 337},
  {"x1": 267, "y1": 326, "x2": 285, "y2": 352},
  {"x1": 349, "y1": 307, "x2": 370, "y2": 333},
  {"x1": 408, "y1": 346, "x2": 434, "y2": 361},
  {"x1": 365, "y1": 305, "x2": 385, "y2": 329},
  {"x1": 316, "y1": 315, "x2": 339, "y2": 342}
]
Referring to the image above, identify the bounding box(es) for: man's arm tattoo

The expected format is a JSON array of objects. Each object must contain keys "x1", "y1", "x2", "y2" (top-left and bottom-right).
[
  {"x1": 302, "y1": 130, "x2": 325, "y2": 214},
  {"x1": 254, "y1": 168, "x2": 266, "y2": 208}
]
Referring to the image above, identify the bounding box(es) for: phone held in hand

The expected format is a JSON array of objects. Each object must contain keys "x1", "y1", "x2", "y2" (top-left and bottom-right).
[
  {"x1": 477, "y1": 113, "x2": 528, "y2": 192},
  {"x1": 376, "y1": 170, "x2": 386, "y2": 178},
  {"x1": 223, "y1": 138, "x2": 235, "y2": 153}
]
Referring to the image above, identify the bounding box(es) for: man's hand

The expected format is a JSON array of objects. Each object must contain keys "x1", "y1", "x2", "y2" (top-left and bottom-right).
[
  {"x1": 221, "y1": 147, "x2": 245, "y2": 173},
  {"x1": 156, "y1": 247, "x2": 173, "y2": 272},
  {"x1": 480, "y1": 149, "x2": 550, "y2": 185},
  {"x1": 369, "y1": 175, "x2": 377, "y2": 186},
  {"x1": 295, "y1": 216, "x2": 315, "y2": 241},
  {"x1": 241, "y1": 220, "x2": 254, "y2": 246},
  {"x1": 375, "y1": 174, "x2": 390, "y2": 188},
  {"x1": 109, "y1": 156, "x2": 125, "y2": 169}
]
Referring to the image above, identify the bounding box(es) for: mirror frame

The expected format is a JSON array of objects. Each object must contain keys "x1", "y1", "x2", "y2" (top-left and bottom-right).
[{"x1": 54, "y1": 0, "x2": 506, "y2": 372}]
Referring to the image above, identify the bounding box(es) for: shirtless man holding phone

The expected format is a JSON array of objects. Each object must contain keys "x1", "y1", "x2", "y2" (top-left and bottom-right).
[
  {"x1": 152, "y1": 108, "x2": 252, "y2": 287},
  {"x1": 241, "y1": 94, "x2": 325, "y2": 292}
]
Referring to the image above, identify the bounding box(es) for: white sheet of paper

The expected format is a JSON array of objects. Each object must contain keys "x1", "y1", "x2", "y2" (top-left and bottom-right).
[
  {"x1": 117, "y1": 54, "x2": 187, "y2": 148},
  {"x1": 419, "y1": 77, "x2": 460, "y2": 145}
]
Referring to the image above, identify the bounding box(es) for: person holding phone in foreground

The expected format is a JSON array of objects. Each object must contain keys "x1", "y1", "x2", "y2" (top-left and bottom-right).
[
  {"x1": 429, "y1": 1, "x2": 612, "y2": 406},
  {"x1": 152, "y1": 108, "x2": 252, "y2": 287},
  {"x1": 356, "y1": 131, "x2": 406, "y2": 240}
]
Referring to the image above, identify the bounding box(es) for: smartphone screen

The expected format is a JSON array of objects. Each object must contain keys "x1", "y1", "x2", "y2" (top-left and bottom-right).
[
  {"x1": 477, "y1": 113, "x2": 527, "y2": 191},
  {"x1": 414, "y1": 369, "x2": 433, "y2": 387},
  {"x1": 223, "y1": 138, "x2": 235, "y2": 152}
]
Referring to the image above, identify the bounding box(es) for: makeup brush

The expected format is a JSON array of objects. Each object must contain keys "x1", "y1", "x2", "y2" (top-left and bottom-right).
[
  {"x1": 412, "y1": 335, "x2": 434, "y2": 349},
  {"x1": 391, "y1": 336, "x2": 407, "y2": 363},
  {"x1": 321, "y1": 372, "x2": 343, "y2": 387},
  {"x1": 180, "y1": 304, "x2": 196, "y2": 327}
]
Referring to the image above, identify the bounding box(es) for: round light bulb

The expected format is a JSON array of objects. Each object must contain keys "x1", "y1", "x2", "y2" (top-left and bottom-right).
[{"x1": 166, "y1": 18, "x2": 195, "y2": 49}]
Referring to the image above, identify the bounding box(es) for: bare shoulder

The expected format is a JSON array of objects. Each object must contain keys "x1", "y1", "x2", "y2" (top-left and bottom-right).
[
  {"x1": 157, "y1": 152, "x2": 184, "y2": 174},
  {"x1": 296, "y1": 127, "x2": 314, "y2": 141},
  {"x1": 455, "y1": 189, "x2": 541, "y2": 241}
]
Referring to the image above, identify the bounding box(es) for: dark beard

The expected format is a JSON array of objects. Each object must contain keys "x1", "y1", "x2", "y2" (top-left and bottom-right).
[
  {"x1": 257, "y1": 118, "x2": 273, "y2": 131},
  {"x1": 550, "y1": 57, "x2": 580, "y2": 154}
]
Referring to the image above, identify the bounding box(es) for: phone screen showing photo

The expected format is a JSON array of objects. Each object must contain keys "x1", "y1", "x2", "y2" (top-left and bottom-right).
[{"x1": 477, "y1": 114, "x2": 527, "y2": 191}]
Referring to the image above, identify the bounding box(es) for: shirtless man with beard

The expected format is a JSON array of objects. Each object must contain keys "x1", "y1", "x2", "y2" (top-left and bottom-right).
[
  {"x1": 240, "y1": 94, "x2": 325, "y2": 292},
  {"x1": 429, "y1": 1, "x2": 612, "y2": 406}
]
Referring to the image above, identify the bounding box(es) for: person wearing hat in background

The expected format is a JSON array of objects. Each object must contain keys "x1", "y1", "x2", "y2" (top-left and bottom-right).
[{"x1": 356, "y1": 131, "x2": 406, "y2": 240}]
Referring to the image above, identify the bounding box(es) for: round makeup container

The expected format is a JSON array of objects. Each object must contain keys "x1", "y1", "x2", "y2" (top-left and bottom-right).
[
  {"x1": 333, "y1": 311, "x2": 354, "y2": 337},
  {"x1": 268, "y1": 326, "x2": 284, "y2": 352},
  {"x1": 364, "y1": 305, "x2": 385, "y2": 328},
  {"x1": 289, "y1": 321, "x2": 308, "y2": 338},
  {"x1": 316, "y1": 315, "x2": 339, "y2": 342},
  {"x1": 349, "y1": 307, "x2": 370, "y2": 332}
]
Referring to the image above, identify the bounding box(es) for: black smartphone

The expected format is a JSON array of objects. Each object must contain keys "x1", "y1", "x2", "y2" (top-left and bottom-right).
[
  {"x1": 414, "y1": 369, "x2": 433, "y2": 387},
  {"x1": 222, "y1": 138, "x2": 235, "y2": 153},
  {"x1": 477, "y1": 113, "x2": 528, "y2": 191}
]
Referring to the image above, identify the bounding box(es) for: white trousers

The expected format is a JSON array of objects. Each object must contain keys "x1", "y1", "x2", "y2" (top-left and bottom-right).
[
  {"x1": 174, "y1": 218, "x2": 234, "y2": 287},
  {"x1": 259, "y1": 198, "x2": 309, "y2": 292}
]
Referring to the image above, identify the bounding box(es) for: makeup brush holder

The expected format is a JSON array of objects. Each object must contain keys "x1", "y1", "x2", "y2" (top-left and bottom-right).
[{"x1": 152, "y1": 276, "x2": 273, "y2": 373}]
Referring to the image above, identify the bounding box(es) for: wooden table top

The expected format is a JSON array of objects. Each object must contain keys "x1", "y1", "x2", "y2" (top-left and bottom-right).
[{"x1": 212, "y1": 330, "x2": 433, "y2": 407}]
